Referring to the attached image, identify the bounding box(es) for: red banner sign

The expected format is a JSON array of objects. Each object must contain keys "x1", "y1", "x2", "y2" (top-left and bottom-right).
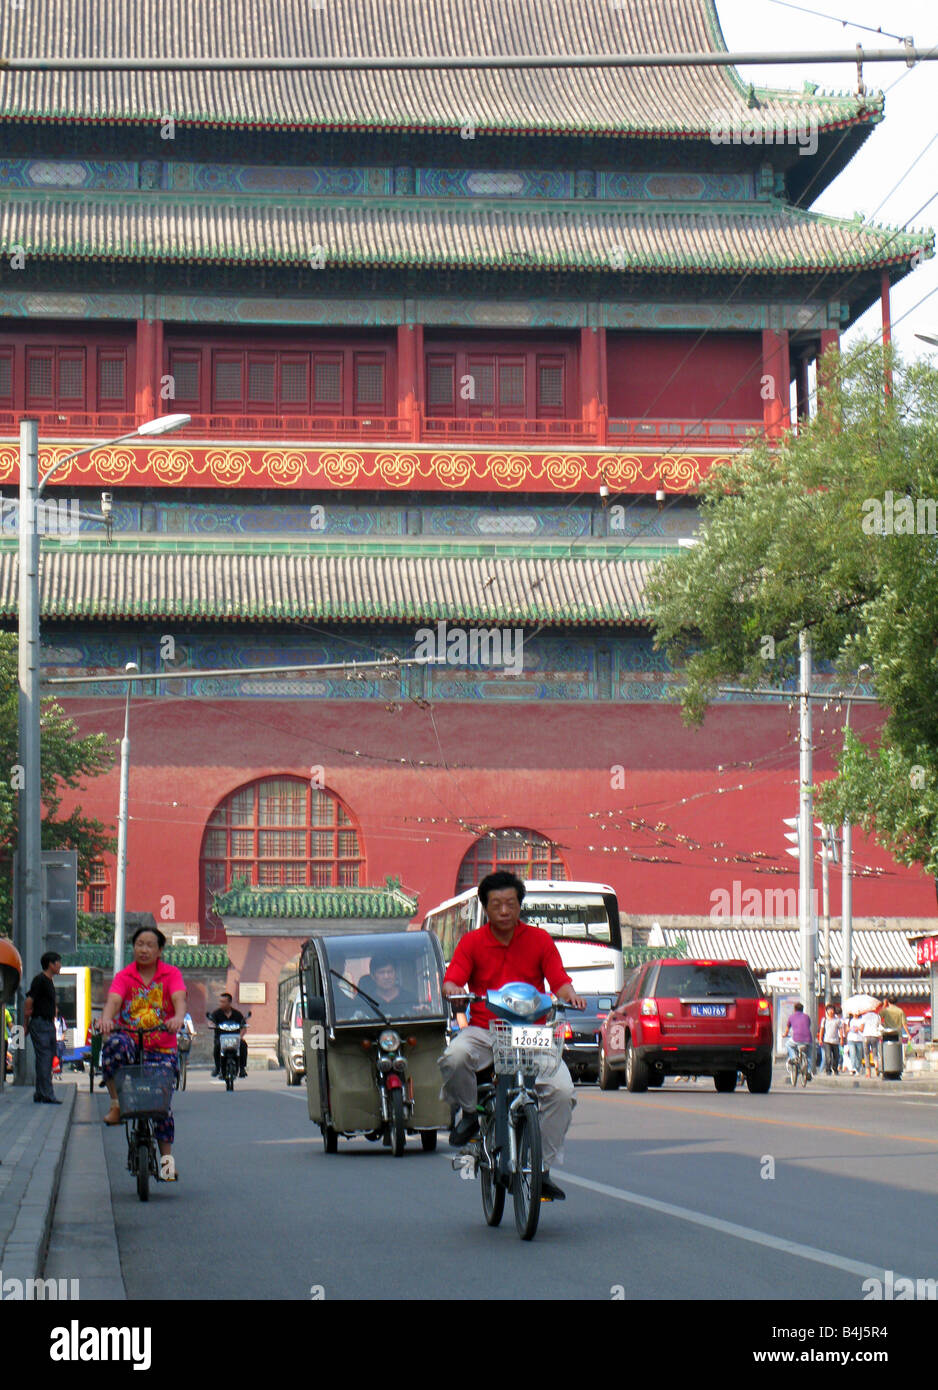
[{"x1": 915, "y1": 937, "x2": 938, "y2": 965}]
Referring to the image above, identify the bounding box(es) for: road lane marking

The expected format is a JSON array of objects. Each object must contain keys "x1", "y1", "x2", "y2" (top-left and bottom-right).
[
  {"x1": 596, "y1": 1096, "x2": 937, "y2": 1145},
  {"x1": 553, "y1": 1168, "x2": 911, "y2": 1282}
]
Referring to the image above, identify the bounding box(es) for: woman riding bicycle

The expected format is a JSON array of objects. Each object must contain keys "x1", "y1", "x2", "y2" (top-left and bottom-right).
[{"x1": 99, "y1": 926, "x2": 186, "y2": 1181}]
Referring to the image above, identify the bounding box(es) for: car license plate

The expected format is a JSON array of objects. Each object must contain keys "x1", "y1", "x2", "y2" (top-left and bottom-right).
[
  {"x1": 690, "y1": 1005, "x2": 727, "y2": 1017},
  {"x1": 511, "y1": 1026, "x2": 553, "y2": 1048}
]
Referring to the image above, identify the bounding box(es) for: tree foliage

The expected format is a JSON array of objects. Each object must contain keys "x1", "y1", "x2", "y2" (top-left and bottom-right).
[
  {"x1": 0, "y1": 630, "x2": 116, "y2": 934},
  {"x1": 648, "y1": 343, "x2": 938, "y2": 877}
]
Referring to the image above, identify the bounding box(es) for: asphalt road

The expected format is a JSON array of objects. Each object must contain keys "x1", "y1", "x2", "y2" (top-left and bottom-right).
[{"x1": 95, "y1": 1068, "x2": 938, "y2": 1303}]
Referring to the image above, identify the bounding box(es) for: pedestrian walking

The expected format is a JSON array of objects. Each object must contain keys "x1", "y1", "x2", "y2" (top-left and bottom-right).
[
  {"x1": 821, "y1": 1005, "x2": 841, "y2": 1074},
  {"x1": 844, "y1": 1012, "x2": 863, "y2": 1073},
  {"x1": 24, "y1": 951, "x2": 63, "y2": 1104},
  {"x1": 861, "y1": 1007, "x2": 883, "y2": 1077}
]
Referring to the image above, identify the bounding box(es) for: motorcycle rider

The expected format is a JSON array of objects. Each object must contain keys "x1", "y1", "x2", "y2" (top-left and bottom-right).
[
  {"x1": 208, "y1": 992, "x2": 248, "y2": 1079},
  {"x1": 439, "y1": 870, "x2": 585, "y2": 1202}
]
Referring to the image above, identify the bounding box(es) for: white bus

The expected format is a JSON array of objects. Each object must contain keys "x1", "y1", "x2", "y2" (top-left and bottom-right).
[{"x1": 420, "y1": 880, "x2": 623, "y2": 993}]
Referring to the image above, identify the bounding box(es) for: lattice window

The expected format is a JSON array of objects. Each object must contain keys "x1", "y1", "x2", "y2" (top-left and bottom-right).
[
  {"x1": 0, "y1": 354, "x2": 11, "y2": 400},
  {"x1": 428, "y1": 359, "x2": 455, "y2": 408},
  {"x1": 499, "y1": 362, "x2": 525, "y2": 407},
  {"x1": 201, "y1": 776, "x2": 364, "y2": 928},
  {"x1": 58, "y1": 356, "x2": 85, "y2": 400},
  {"x1": 83, "y1": 861, "x2": 110, "y2": 915},
  {"x1": 469, "y1": 361, "x2": 494, "y2": 406},
  {"x1": 455, "y1": 828, "x2": 568, "y2": 893},
  {"x1": 281, "y1": 359, "x2": 309, "y2": 405},
  {"x1": 214, "y1": 358, "x2": 243, "y2": 402},
  {"x1": 28, "y1": 355, "x2": 53, "y2": 399},
  {"x1": 538, "y1": 364, "x2": 564, "y2": 409},
  {"x1": 314, "y1": 359, "x2": 342, "y2": 404},
  {"x1": 170, "y1": 355, "x2": 200, "y2": 402},
  {"x1": 355, "y1": 359, "x2": 384, "y2": 407},
  {"x1": 248, "y1": 359, "x2": 276, "y2": 403},
  {"x1": 98, "y1": 355, "x2": 126, "y2": 402}
]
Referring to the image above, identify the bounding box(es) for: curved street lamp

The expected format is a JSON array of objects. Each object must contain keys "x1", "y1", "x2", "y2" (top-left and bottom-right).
[{"x1": 14, "y1": 413, "x2": 190, "y2": 1082}]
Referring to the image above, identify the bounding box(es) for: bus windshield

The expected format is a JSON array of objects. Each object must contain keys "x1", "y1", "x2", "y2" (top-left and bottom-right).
[{"x1": 521, "y1": 895, "x2": 613, "y2": 944}]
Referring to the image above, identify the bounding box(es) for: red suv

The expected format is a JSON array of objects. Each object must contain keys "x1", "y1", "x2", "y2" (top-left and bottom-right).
[{"x1": 598, "y1": 958, "x2": 773, "y2": 1094}]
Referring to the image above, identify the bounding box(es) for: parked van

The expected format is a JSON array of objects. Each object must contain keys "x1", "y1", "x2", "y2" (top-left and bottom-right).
[{"x1": 277, "y1": 971, "x2": 305, "y2": 1086}]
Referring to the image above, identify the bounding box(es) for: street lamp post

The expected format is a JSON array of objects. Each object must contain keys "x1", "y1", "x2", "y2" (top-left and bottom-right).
[
  {"x1": 113, "y1": 662, "x2": 139, "y2": 978},
  {"x1": 14, "y1": 414, "x2": 189, "y2": 1082}
]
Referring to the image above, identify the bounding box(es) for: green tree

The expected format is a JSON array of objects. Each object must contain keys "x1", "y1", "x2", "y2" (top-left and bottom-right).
[
  {"x1": 0, "y1": 630, "x2": 116, "y2": 934},
  {"x1": 648, "y1": 344, "x2": 938, "y2": 878}
]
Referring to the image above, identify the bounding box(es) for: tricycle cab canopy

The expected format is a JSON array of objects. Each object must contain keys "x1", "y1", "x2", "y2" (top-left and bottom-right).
[{"x1": 299, "y1": 931, "x2": 447, "y2": 1030}]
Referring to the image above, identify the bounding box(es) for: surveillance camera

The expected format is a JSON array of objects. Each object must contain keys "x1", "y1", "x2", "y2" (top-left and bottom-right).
[
  {"x1": 599, "y1": 483, "x2": 609, "y2": 499},
  {"x1": 655, "y1": 488, "x2": 666, "y2": 503},
  {"x1": 100, "y1": 492, "x2": 112, "y2": 516}
]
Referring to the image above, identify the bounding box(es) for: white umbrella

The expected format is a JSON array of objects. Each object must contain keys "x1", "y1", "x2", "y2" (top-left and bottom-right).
[{"x1": 844, "y1": 993, "x2": 879, "y2": 1014}]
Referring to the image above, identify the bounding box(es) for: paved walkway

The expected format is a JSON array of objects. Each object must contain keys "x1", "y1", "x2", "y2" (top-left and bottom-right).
[{"x1": 0, "y1": 1078, "x2": 76, "y2": 1284}]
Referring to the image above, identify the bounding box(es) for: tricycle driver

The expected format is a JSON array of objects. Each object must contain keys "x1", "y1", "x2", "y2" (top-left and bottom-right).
[{"x1": 439, "y1": 870, "x2": 585, "y2": 1202}]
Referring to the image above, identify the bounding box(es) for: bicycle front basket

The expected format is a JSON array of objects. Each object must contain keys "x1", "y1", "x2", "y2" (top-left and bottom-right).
[
  {"x1": 115, "y1": 1065, "x2": 174, "y2": 1120},
  {"x1": 489, "y1": 1019, "x2": 565, "y2": 1078}
]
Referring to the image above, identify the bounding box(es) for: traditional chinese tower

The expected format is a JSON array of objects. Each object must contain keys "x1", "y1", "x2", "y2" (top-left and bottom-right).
[{"x1": 0, "y1": 2, "x2": 933, "y2": 1031}]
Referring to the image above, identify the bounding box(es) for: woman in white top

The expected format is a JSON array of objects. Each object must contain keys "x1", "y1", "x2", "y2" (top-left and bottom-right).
[
  {"x1": 844, "y1": 1014, "x2": 863, "y2": 1073},
  {"x1": 861, "y1": 1009, "x2": 883, "y2": 1077}
]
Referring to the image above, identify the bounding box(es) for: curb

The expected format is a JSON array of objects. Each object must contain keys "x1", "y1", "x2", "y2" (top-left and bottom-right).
[{"x1": 2, "y1": 1084, "x2": 76, "y2": 1284}]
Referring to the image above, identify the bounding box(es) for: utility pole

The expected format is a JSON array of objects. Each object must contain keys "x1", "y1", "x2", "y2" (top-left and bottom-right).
[
  {"x1": 15, "y1": 419, "x2": 41, "y2": 1085},
  {"x1": 799, "y1": 632, "x2": 816, "y2": 1015}
]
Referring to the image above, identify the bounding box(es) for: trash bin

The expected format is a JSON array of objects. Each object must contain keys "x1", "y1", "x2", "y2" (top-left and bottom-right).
[{"x1": 881, "y1": 1030, "x2": 903, "y2": 1080}]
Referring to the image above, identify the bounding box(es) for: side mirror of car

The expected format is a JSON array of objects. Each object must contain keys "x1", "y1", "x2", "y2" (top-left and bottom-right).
[{"x1": 306, "y1": 996, "x2": 326, "y2": 1024}]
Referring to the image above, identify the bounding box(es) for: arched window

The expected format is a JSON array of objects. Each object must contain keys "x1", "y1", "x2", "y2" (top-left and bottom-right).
[
  {"x1": 455, "y1": 828, "x2": 567, "y2": 893},
  {"x1": 83, "y1": 861, "x2": 111, "y2": 915},
  {"x1": 200, "y1": 777, "x2": 364, "y2": 931}
]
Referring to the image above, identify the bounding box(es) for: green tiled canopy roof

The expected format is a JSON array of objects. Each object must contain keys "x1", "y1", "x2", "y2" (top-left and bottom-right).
[
  {"x1": 0, "y1": 0, "x2": 880, "y2": 138},
  {"x1": 213, "y1": 880, "x2": 418, "y2": 920},
  {"x1": 2, "y1": 194, "x2": 928, "y2": 273},
  {"x1": 0, "y1": 546, "x2": 653, "y2": 624}
]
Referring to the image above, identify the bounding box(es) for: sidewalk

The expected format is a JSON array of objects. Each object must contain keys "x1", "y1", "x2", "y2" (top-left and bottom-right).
[
  {"x1": 0, "y1": 1078, "x2": 76, "y2": 1284},
  {"x1": 771, "y1": 1062, "x2": 936, "y2": 1093}
]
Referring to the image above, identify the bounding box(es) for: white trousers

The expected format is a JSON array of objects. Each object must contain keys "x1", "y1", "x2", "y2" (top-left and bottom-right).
[{"x1": 439, "y1": 1025, "x2": 575, "y2": 1168}]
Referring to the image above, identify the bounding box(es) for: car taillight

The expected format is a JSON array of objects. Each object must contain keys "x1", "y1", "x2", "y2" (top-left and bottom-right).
[
  {"x1": 640, "y1": 997, "x2": 658, "y2": 1018},
  {"x1": 757, "y1": 999, "x2": 771, "y2": 1015},
  {"x1": 563, "y1": 1023, "x2": 574, "y2": 1040}
]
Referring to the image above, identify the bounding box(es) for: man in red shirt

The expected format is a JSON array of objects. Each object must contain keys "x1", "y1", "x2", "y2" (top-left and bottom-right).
[{"x1": 440, "y1": 870, "x2": 585, "y2": 1201}]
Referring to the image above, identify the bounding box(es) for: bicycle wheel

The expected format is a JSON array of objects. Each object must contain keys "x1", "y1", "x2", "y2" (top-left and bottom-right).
[
  {"x1": 801, "y1": 1057, "x2": 809, "y2": 1087},
  {"x1": 136, "y1": 1136, "x2": 150, "y2": 1202},
  {"x1": 480, "y1": 1127, "x2": 505, "y2": 1227},
  {"x1": 513, "y1": 1104, "x2": 543, "y2": 1241},
  {"x1": 787, "y1": 1060, "x2": 797, "y2": 1086},
  {"x1": 388, "y1": 1087, "x2": 406, "y2": 1157},
  {"x1": 178, "y1": 1051, "x2": 188, "y2": 1092}
]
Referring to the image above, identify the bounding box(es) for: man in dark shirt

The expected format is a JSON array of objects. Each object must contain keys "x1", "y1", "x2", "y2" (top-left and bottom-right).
[
  {"x1": 208, "y1": 992, "x2": 248, "y2": 1078},
  {"x1": 24, "y1": 952, "x2": 62, "y2": 1103}
]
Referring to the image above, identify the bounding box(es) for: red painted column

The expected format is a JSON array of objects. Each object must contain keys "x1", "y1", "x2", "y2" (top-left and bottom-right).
[
  {"x1": 135, "y1": 319, "x2": 154, "y2": 423},
  {"x1": 597, "y1": 326, "x2": 608, "y2": 444},
  {"x1": 817, "y1": 329, "x2": 840, "y2": 424},
  {"x1": 580, "y1": 327, "x2": 600, "y2": 438},
  {"x1": 397, "y1": 323, "x2": 417, "y2": 439},
  {"x1": 152, "y1": 318, "x2": 164, "y2": 419},
  {"x1": 761, "y1": 329, "x2": 790, "y2": 438},
  {"x1": 881, "y1": 269, "x2": 893, "y2": 397}
]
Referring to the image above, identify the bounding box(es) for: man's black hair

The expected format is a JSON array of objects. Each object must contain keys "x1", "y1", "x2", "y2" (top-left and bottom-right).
[
  {"x1": 792, "y1": 1002, "x2": 804, "y2": 1012},
  {"x1": 220, "y1": 991, "x2": 233, "y2": 1002},
  {"x1": 40, "y1": 951, "x2": 61, "y2": 970},
  {"x1": 369, "y1": 954, "x2": 397, "y2": 974},
  {"x1": 477, "y1": 870, "x2": 525, "y2": 909},
  {"x1": 131, "y1": 925, "x2": 166, "y2": 950}
]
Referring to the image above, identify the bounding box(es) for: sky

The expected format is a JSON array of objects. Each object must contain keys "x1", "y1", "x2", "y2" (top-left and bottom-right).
[{"x1": 715, "y1": 0, "x2": 938, "y2": 360}]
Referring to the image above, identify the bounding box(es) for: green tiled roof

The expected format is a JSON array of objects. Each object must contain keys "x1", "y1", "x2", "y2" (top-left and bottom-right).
[
  {"x1": 213, "y1": 879, "x2": 418, "y2": 920},
  {"x1": 0, "y1": 0, "x2": 879, "y2": 139},
  {"x1": 2, "y1": 194, "x2": 929, "y2": 273},
  {"x1": 0, "y1": 545, "x2": 654, "y2": 624},
  {"x1": 63, "y1": 944, "x2": 230, "y2": 969}
]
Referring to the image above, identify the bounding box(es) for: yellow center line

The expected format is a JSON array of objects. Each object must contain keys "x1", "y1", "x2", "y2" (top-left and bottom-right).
[{"x1": 591, "y1": 1095, "x2": 937, "y2": 1145}]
